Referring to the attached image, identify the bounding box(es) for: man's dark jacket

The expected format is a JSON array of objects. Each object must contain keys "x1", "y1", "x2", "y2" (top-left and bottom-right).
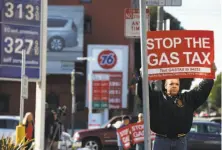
[{"x1": 142, "y1": 79, "x2": 214, "y2": 137}]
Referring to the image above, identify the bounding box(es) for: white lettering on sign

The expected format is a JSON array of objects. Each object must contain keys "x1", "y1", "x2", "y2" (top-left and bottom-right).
[
  {"x1": 131, "y1": 124, "x2": 144, "y2": 132},
  {"x1": 148, "y1": 52, "x2": 179, "y2": 66},
  {"x1": 184, "y1": 37, "x2": 211, "y2": 49},
  {"x1": 120, "y1": 129, "x2": 129, "y2": 137},
  {"x1": 133, "y1": 130, "x2": 144, "y2": 138},
  {"x1": 122, "y1": 136, "x2": 130, "y2": 143},
  {"x1": 147, "y1": 37, "x2": 212, "y2": 50},
  {"x1": 147, "y1": 37, "x2": 182, "y2": 50},
  {"x1": 147, "y1": 52, "x2": 211, "y2": 66},
  {"x1": 183, "y1": 52, "x2": 211, "y2": 65},
  {"x1": 110, "y1": 81, "x2": 121, "y2": 86}
]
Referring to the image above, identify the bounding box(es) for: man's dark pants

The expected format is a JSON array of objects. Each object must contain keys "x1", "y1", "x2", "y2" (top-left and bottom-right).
[
  {"x1": 153, "y1": 135, "x2": 187, "y2": 150},
  {"x1": 136, "y1": 143, "x2": 144, "y2": 150}
]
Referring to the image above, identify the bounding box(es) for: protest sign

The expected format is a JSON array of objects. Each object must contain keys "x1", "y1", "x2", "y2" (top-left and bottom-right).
[
  {"x1": 130, "y1": 122, "x2": 144, "y2": 144},
  {"x1": 117, "y1": 126, "x2": 131, "y2": 149},
  {"x1": 147, "y1": 30, "x2": 215, "y2": 80}
]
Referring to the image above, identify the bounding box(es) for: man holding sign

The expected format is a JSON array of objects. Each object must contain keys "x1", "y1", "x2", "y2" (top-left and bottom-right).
[{"x1": 139, "y1": 30, "x2": 216, "y2": 150}]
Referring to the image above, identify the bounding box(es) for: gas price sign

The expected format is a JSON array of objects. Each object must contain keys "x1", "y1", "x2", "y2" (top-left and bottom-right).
[
  {"x1": 0, "y1": 0, "x2": 41, "y2": 80},
  {"x1": 2, "y1": 0, "x2": 40, "y2": 25}
]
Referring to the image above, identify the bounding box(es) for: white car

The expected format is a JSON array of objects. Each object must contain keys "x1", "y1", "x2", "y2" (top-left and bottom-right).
[
  {"x1": 0, "y1": 115, "x2": 72, "y2": 150},
  {"x1": 0, "y1": 115, "x2": 19, "y2": 140}
]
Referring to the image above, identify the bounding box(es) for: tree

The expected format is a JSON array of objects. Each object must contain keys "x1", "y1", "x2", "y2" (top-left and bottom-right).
[{"x1": 209, "y1": 73, "x2": 221, "y2": 108}]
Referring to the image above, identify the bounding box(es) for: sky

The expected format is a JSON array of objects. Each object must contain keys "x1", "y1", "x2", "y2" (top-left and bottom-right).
[{"x1": 164, "y1": 0, "x2": 222, "y2": 88}]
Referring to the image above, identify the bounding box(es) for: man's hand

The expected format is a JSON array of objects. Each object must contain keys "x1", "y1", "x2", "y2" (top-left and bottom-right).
[{"x1": 212, "y1": 62, "x2": 217, "y2": 72}]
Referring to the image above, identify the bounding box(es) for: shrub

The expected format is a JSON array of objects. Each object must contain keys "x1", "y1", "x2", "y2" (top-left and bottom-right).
[{"x1": 0, "y1": 136, "x2": 34, "y2": 150}]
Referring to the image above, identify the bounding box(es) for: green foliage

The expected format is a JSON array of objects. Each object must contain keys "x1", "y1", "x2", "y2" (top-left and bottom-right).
[
  {"x1": 209, "y1": 73, "x2": 221, "y2": 108},
  {"x1": 0, "y1": 136, "x2": 34, "y2": 150}
]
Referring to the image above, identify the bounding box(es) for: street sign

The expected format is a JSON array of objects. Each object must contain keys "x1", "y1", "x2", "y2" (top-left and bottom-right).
[
  {"x1": 124, "y1": 8, "x2": 150, "y2": 38},
  {"x1": 22, "y1": 75, "x2": 29, "y2": 99},
  {"x1": 0, "y1": 0, "x2": 41, "y2": 80},
  {"x1": 146, "y1": 0, "x2": 182, "y2": 6}
]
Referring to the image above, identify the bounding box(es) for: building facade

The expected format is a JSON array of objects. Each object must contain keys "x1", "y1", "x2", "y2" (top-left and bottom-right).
[{"x1": 0, "y1": 0, "x2": 136, "y2": 129}]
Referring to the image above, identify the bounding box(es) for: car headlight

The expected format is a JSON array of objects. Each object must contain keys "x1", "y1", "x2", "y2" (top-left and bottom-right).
[{"x1": 73, "y1": 132, "x2": 80, "y2": 142}]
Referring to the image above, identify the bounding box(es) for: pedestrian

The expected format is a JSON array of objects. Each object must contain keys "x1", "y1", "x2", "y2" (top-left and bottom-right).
[
  {"x1": 47, "y1": 111, "x2": 62, "y2": 150},
  {"x1": 22, "y1": 112, "x2": 34, "y2": 150},
  {"x1": 145, "y1": 63, "x2": 216, "y2": 150},
  {"x1": 136, "y1": 113, "x2": 144, "y2": 150},
  {"x1": 45, "y1": 102, "x2": 55, "y2": 150},
  {"x1": 117, "y1": 115, "x2": 131, "y2": 150}
]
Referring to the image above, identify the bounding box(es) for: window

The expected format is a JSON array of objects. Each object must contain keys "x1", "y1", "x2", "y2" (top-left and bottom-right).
[
  {"x1": 80, "y1": 0, "x2": 92, "y2": 3},
  {"x1": 47, "y1": 18, "x2": 68, "y2": 28},
  {"x1": 84, "y1": 15, "x2": 92, "y2": 33},
  {"x1": 0, "y1": 94, "x2": 10, "y2": 113},
  {"x1": 207, "y1": 125, "x2": 221, "y2": 134},
  {"x1": 190, "y1": 124, "x2": 202, "y2": 133},
  {"x1": 0, "y1": 119, "x2": 18, "y2": 129}
]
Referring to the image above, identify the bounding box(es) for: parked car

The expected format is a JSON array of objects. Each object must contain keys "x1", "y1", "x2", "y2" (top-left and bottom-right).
[
  {"x1": 209, "y1": 117, "x2": 221, "y2": 124},
  {"x1": 150, "y1": 120, "x2": 221, "y2": 150},
  {"x1": 0, "y1": 115, "x2": 19, "y2": 139},
  {"x1": 0, "y1": 115, "x2": 71, "y2": 150},
  {"x1": 47, "y1": 16, "x2": 78, "y2": 52},
  {"x1": 193, "y1": 117, "x2": 221, "y2": 124},
  {"x1": 187, "y1": 120, "x2": 221, "y2": 150},
  {"x1": 73, "y1": 115, "x2": 136, "y2": 150},
  {"x1": 73, "y1": 115, "x2": 155, "y2": 150}
]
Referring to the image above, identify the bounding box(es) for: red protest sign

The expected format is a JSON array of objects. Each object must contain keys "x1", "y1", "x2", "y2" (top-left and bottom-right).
[
  {"x1": 146, "y1": 30, "x2": 215, "y2": 80},
  {"x1": 130, "y1": 122, "x2": 144, "y2": 144},
  {"x1": 117, "y1": 126, "x2": 131, "y2": 149}
]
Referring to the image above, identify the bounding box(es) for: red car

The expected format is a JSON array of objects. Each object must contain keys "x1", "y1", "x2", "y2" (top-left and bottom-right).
[{"x1": 73, "y1": 115, "x2": 155, "y2": 150}]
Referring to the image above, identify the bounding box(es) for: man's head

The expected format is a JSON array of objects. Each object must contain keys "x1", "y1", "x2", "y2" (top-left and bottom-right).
[
  {"x1": 122, "y1": 115, "x2": 130, "y2": 125},
  {"x1": 138, "y1": 113, "x2": 143, "y2": 122},
  {"x1": 165, "y1": 79, "x2": 180, "y2": 96}
]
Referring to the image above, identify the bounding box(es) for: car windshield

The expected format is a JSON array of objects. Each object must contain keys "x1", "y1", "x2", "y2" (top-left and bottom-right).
[
  {"x1": 100, "y1": 117, "x2": 122, "y2": 128},
  {"x1": 101, "y1": 122, "x2": 108, "y2": 128}
]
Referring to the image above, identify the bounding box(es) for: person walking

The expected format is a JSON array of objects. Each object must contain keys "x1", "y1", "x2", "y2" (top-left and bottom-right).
[
  {"x1": 47, "y1": 111, "x2": 62, "y2": 150},
  {"x1": 45, "y1": 102, "x2": 55, "y2": 150},
  {"x1": 139, "y1": 64, "x2": 216, "y2": 150},
  {"x1": 117, "y1": 115, "x2": 131, "y2": 150},
  {"x1": 136, "y1": 113, "x2": 144, "y2": 150},
  {"x1": 22, "y1": 112, "x2": 34, "y2": 150}
]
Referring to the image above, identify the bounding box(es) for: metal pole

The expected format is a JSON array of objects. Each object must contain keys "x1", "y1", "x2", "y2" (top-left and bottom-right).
[
  {"x1": 139, "y1": 0, "x2": 151, "y2": 149},
  {"x1": 19, "y1": 49, "x2": 26, "y2": 123},
  {"x1": 166, "y1": 19, "x2": 170, "y2": 30},
  {"x1": 157, "y1": 6, "x2": 164, "y2": 31},
  {"x1": 71, "y1": 70, "x2": 76, "y2": 135},
  {"x1": 34, "y1": 0, "x2": 47, "y2": 149},
  {"x1": 88, "y1": 73, "x2": 92, "y2": 114},
  {"x1": 155, "y1": 6, "x2": 164, "y2": 91}
]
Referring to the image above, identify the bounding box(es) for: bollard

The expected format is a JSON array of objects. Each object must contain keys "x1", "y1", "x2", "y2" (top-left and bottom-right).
[{"x1": 15, "y1": 123, "x2": 25, "y2": 145}]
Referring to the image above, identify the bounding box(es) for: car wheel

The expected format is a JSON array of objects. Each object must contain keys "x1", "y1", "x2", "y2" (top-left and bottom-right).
[
  {"x1": 48, "y1": 36, "x2": 65, "y2": 52},
  {"x1": 83, "y1": 138, "x2": 101, "y2": 150}
]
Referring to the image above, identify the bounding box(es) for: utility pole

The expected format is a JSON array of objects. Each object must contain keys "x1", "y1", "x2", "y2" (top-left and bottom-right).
[
  {"x1": 139, "y1": 0, "x2": 151, "y2": 149},
  {"x1": 71, "y1": 70, "x2": 76, "y2": 135},
  {"x1": 155, "y1": 6, "x2": 164, "y2": 91},
  {"x1": 156, "y1": 6, "x2": 164, "y2": 31}
]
